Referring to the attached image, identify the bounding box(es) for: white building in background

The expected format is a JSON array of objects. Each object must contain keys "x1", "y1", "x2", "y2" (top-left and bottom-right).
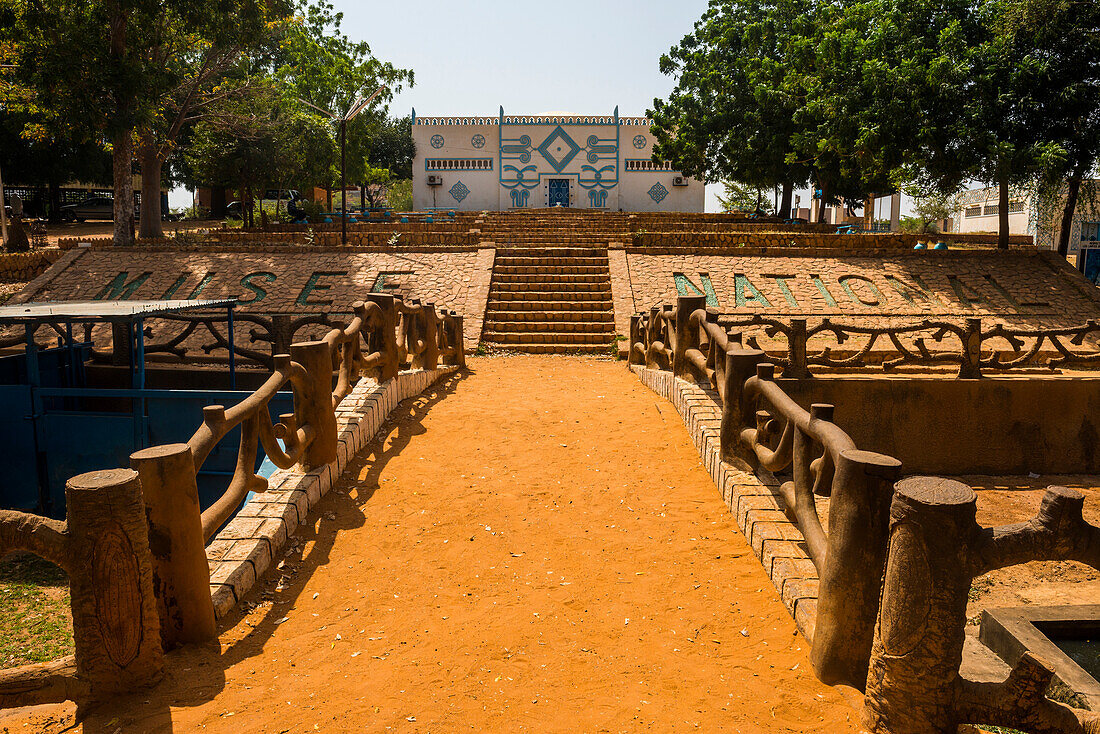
[
  {"x1": 953, "y1": 186, "x2": 1031, "y2": 236},
  {"x1": 952, "y1": 182, "x2": 1100, "y2": 254},
  {"x1": 411, "y1": 108, "x2": 705, "y2": 212}
]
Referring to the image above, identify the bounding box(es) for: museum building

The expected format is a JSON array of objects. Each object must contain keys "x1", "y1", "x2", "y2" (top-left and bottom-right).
[{"x1": 411, "y1": 108, "x2": 706, "y2": 212}]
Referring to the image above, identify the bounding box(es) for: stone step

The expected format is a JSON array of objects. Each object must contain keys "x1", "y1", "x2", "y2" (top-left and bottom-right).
[
  {"x1": 494, "y1": 256, "x2": 609, "y2": 267},
  {"x1": 484, "y1": 309, "x2": 614, "y2": 322},
  {"x1": 493, "y1": 264, "x2": 608, "y2": 275},
  {"x1": 491, "y1": 281, "x2": 610, "y2": 294},
  {"x1": 486, "y1": 300, "x2": 614, "y2": 312},
  {"x1": 483, "y1": 320, "x2": 615, "y2": 333},
  {"x1": 495, "y1": 247, "x2": 609, "y2": 258},
  {"x1": 481, "y1": 331, "x2": 613, "y2": 345},
  {"x1": 493, "y1": 272, "x2": 609, "y2": 282},
  {"x1": 488, "y1": 290, "x2": 612, "y2": 302},
  {"x1": 480, "y1": 342, "x2": 614, "y2": 355}
]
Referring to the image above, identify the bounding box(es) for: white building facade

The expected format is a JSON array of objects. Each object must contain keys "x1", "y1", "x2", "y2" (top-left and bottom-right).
[
  {"x1": 952, "y1": 182, "x2": 1100, "y2": 254},
  {"x1": 411, "y1": 108, "x2": 705, "y2": 212}
]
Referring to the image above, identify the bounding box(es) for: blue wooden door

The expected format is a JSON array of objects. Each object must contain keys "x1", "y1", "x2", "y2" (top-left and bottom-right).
[{"x1": 548, "y1": 179, "x2": 570, "y2": 207}]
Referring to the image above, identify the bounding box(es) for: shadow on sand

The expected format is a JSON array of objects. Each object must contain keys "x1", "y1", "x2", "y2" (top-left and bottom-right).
[{"x1": 74, "y1": 368, "x2": 470, "y2": 732}]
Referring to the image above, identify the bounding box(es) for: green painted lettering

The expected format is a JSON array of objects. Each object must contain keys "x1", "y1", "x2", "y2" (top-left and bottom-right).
[
  {"x1": 983, "y1": 275, "x2": 1048, "y2": 308},
  {"x1": 161, "y1": 274, "x2": 188, "y2": 299},
  {"x1": 948, "y1": 276, "x2": 985, "y2": 307},
  {"x1": 809, "y1": 275, "x2": 838, "y2": 307},
  {"x1": 839, "y1": 275, "x2": 884, "y2": 306},
  {"x1": 187, "y1": 272, "x2": 215, "y2": 299},
  {"x1": 734, "y1": 274, "x2": 772, "y2": 308},
  {"x1": 672, "y1": 272, "x2": 719, "y2": 307},
  {"x1": 371, "y1": 271, "x2": 413, "y2": 293},
  {"x1": 766, "y1": 275, "x2": 799, "y2": 307},
  {"x1": 239, "y1": 272, "x2": 276, "y2": 304},
  {"x1": 885, "y1": 275, "x2": 940, "y2": 306},
  {"x1": 296, "y1": 271, "x2": 347, "y2": 306},
  {"x1": 94, "y1": 271, "x2": 152, "y2": 300}
]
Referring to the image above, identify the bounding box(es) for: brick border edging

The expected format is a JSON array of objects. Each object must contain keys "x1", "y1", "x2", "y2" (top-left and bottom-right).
[
  {"x1": 630, "y1": 366, "x2": 821, "y2": 641},
  {"x1": 203, "y1": 366, "x2": 458, "y2": 617}
]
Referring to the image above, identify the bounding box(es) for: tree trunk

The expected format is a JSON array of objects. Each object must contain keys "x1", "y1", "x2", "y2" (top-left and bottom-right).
[
  {"x1": 1057, "y1": 174, "x2": 1082, "y2": 258},
  {"x1": 112, "y1": 130, "x2": 135, "y2": 246},
  {"x1": 138, "y1": 136, "x2": 164, "y2": 240},
  {"x1": 779, "y1": 182, "x2": 793, "y2": 219},
  {"x1": 48, "y1": 178, "x2": 61, "y2": 224},
  {"x1": 818, "y1": 182, "x2": 831, "y2": 223},
  {"x1": 107, "y1": 0, "x2": 134, "y2": 246},
  {"x1": 998, "y1": 172, "x2": 1010, "y2": 250}
]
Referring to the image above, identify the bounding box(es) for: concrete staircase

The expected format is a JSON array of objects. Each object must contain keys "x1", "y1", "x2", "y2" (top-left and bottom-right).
[{"x1": 480, "y1": 212, "x2": 626, "y2": 355}]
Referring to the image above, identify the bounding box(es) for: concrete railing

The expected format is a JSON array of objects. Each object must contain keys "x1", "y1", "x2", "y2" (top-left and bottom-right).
[
  {"x1": 630, "y1": 294, "x2": 1100, "y2": 733},
  {"x1": 637, "y1": 310, "x2": 1100, "y2": 379},
  {"x1": 0, "y1": 293, "x2": 464, "y2": 709}
]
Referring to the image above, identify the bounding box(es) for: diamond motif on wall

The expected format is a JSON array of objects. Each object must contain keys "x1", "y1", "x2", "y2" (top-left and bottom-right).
[
  {"x1": 431, "y1": 134, "x2": 445, "y2": 149},
  {"x1": 449, "y1": 181, "x2": 470, "y2": 202},
  {"x1": 471, "y1": 134, "x2": 486, "y2": 149},
  {"x1": 647, "y1": 182, "x2": 669, "y2": 203},
  {"x1": 536, "y1": 126, "x2": 582, "y2": 173}
]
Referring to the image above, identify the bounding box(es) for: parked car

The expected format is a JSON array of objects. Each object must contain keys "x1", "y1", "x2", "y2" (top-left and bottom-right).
[
  {"x1": 225, "y1": 201, "x2": 243, "y2": 219},
  {"x1": 262, "y1": 189, "x2": 302, "y2": 209},
  {"x1": 60, "y1": 196, "x2": 114, "y2": 222}
]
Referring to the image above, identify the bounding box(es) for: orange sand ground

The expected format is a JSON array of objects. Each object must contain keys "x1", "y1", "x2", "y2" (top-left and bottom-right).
[{"x1": 10, "y1": 356, "x2": 864, "y2": 733}]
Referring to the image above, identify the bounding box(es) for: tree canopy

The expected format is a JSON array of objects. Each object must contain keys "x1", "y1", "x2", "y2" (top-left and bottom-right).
[{"x1": 651, "y1": 0, "x2": 1100, "y2": 247}]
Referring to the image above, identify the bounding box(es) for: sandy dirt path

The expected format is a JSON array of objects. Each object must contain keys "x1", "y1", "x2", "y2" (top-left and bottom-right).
[{"x1": 48, "y1": 355, "x2": 862, "y2": 733}]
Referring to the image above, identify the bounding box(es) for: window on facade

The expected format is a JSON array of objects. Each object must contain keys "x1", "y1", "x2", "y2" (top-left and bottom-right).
[
  {"x1": 984, "y1": 204, "x2": 1000, "y2": 216},
  {"x1": 965, "y1": 205, "x2": 982, "y2": 218},
  {"x1": 625, "y1": 160, "x2": 674, "y2": 171},
  {"x1": 1008, "y1": 200, "x2": 1025, "y2": 213},
  {"x1": 425, "y1": 159, "x2": 493, "y2": 171}
]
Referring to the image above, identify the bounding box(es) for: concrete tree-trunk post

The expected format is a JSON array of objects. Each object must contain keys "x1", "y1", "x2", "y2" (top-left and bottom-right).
[
  {"x1": 863, "y1": 476, "x2": 980, "y2": 733},
  {"x1": 629, "y1": 315, "x2": 644, "y2": 366},
  {"x1": 811, "y1": 448, "x2": 901, "y2": 688},
  {"x1": 785, "y1": 318, "x2": 812, "y2": 379},
  {"x1": 270, "y1": 315, "x2": 293, "y2": 358},
  {"x1": 422, "y1": 303, "x2": 440, "y2": 370},
  {"x1": 291, "y1": 340, "x2": 338, "y2": 470},
  {"x1": 130, "y1": 443, "x2": 216, "y2": 649},
  {"x1": 367, "y1": 293, "x2": 399, "y2": 381},
  {"x1": 959, "y1": 318, "x2": 983, "y2": 379},
  {"x1": 444, "y1": 313, "x2": 466, "y2": 367},
  {"x1": 720, "y1": 347, "x2": 764, "y2": 462},
  {"x1": 65, "y1": 469, "x2": 164, "y2": 695},
  {"x1": 673, "y1": 295, "x2": 707, "y2": 380}
]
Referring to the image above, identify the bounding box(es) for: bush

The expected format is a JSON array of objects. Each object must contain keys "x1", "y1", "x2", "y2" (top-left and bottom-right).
[{"x1": 387, "y1": 179, "x2": 412, "y2": 211}]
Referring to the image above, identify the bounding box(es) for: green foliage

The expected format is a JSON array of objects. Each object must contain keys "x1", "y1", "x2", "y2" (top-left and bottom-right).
[
  {"x1": 386, "y1": 179, "x2": 413, "y2": 211},
  {"x1": 716, "y1": 181, "x2": 766, "y2": 213},
  {"x1": 184, "y1": 84, "x2": 333, "y2": 226},
  {"x1": 652, "y1": 0, "x2": 1100, "y2": 237}
]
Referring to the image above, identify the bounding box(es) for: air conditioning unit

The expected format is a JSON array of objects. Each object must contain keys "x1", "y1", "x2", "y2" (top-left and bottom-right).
[
  {"x1": 427, "y1": 175, "x2": 443, "y2": 186},
  {"x1": 672, "y1": 176, "x2": 689, "y2": 187}
]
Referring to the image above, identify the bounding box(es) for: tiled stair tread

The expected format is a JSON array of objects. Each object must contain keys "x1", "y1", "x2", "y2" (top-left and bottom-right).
[
  {"x1": 483, "y1": 321, "x2": 616, "y2": 332},
  {"x1": 481, "y1": 220, "x2": 620, "y2": 354}
]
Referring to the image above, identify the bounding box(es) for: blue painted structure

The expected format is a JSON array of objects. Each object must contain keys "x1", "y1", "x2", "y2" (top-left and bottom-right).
[{"x1": 0, "y1": 299, "x2": 288, "y2": 519}]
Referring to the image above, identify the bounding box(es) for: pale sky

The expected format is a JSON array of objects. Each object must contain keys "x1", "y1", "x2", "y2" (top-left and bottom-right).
[{"x1": 173, "y1": 0, "x2": 910, "y2": 217}]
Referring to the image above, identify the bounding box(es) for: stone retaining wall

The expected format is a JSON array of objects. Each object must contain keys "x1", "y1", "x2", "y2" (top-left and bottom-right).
[
  {"x1": 0, "y1": 248, "x2": 62, "y2": 281},
  {"x1": 630, "y1": 231, "x2": 1032, "y2": 250},
  {"x1": 205, "y1": 366, "x2": 457, "y2": 617}
]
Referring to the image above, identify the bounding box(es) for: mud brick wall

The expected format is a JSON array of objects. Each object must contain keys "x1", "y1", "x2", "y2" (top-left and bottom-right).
[
  {"x1": 14, "y1": 245, "x2": 495, "y2": 348},
  {"x1": 620, "y1": 248, "x2": 1100, "y2": 330},
  {"x1": 629, "y1": 231, "x2": 1031, "y2": 250},
  {"x1": 0, "y1": 248, "x2": 61, "y2": 281}
]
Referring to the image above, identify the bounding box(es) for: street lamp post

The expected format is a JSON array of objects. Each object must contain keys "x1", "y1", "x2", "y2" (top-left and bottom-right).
[{"x1": 299, "y1": 86, "x2": 385, "y2": 245}]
